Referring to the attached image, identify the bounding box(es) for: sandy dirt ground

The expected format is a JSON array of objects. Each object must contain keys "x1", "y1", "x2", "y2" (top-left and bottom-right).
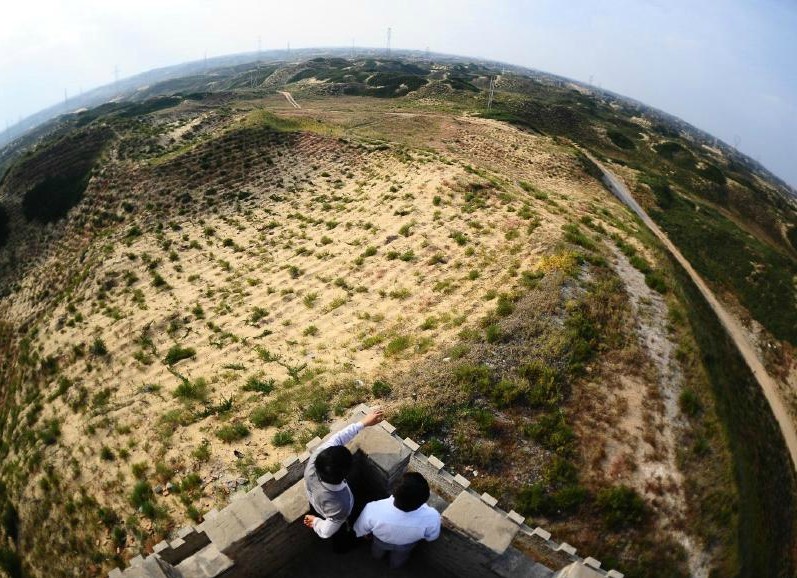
[{"x1": 0, "y1": 100, "x2": 715, "y2": 571}]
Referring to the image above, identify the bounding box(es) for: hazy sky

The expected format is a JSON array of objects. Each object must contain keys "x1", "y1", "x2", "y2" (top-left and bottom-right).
[{"x1": 1, "y1": 0, "x2": 795, "y2": 187}]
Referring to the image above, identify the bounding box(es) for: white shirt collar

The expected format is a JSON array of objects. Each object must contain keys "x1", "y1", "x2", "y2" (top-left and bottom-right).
[{"x1": 320, "y1": 480, "x2": 347, "y2": 491}]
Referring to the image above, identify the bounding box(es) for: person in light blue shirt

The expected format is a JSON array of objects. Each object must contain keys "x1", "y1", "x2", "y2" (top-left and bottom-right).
[{"x1": 353, "y1": 472, "x2": 441, "y2": 568}]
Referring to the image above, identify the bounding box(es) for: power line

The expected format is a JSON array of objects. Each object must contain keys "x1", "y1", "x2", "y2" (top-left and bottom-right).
[{"x1": 487, "y1": 76, "x2": 496, "y2": 111}]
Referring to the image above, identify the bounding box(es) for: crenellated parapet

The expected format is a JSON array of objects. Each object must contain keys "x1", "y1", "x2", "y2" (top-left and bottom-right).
[{"x1": 109, "y1": 404, "x2": 624, "y2": 578}]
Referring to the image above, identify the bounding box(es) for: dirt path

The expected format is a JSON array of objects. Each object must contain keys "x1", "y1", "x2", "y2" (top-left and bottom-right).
[
  {"x1": 278, "y1": 91, "x2": 300, "y2": 109},
  {"x1": 588, "y1": 152, "x2": 797, "y2": 473}
]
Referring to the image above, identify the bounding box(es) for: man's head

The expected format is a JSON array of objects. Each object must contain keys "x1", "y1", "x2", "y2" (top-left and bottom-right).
[
  {"x1": 315, "y1": 446, "x2": 353, "y2": 484},
  {"x1": 393, "y1": 472, "x2": 431, "y2": 512}
]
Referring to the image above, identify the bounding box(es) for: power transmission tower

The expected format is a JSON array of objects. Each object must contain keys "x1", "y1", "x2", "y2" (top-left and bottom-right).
[
  {"x1": 487, "y1": 76, "x2": 496, "y2": 111},
  {"x1": 287, "y1": 41, "x2": 291, "y2": 59},
  {"x1": 386, "y1": 27, "x2": 391, "y2": 56},
  {"x1": 351, "y1": 38, "x2": 355, "y2": 59},
  {"x1": 258, "y1": 36, "x2": 262, "y2": 56},
  {"x1": 64, "y1": 88, "x2": 68, "y2": 107},
  {"x1": 114, "y1": 65, "x2": 119, "y2": 84}
]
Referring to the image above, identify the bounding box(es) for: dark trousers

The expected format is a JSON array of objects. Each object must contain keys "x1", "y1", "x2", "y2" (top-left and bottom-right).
[
  {"x1": 308, "y1": 505, "x2": 357, "y2": 554},
  {"x1": 370, "y1": 537, "x2": 417, "y2": 569}
]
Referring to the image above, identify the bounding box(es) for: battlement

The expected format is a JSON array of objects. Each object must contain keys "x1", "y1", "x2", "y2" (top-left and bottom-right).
[{"x1": 110, "y1": 404, "x2": 624, "y2": 578}]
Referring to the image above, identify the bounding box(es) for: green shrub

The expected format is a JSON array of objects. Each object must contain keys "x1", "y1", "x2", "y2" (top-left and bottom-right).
[
  {"x1": 449, "y1": 231, "x2": 469, "y2": 246},
  {"x1": 173, "y1": 377, "x2": 209, "y2": 402},
  {"x1": 303, "y1": 292, "x2": 318, "y2": 308},
  {"x1": 399, "y1": 250, "x2": 415, "y2": 262},
  {"x1": 100, "y1": 446, "x2": 115, "y2": 461},
  {"x1": 489, "y1": 378, "x2": 528, "y2": 407},
  {"x1": 516, "y1": 483, "x2": 549, "y2": 515},
  {"x1": 216, "y1": 422, "x2": 250, "y2": 443},
  {"x1": 180, "y1": 473, "x2": 203, "y2": 495},
  {"x1": 272, "y1": 430, "x2": 294, "y2": 446},
  {"x1": 186, "y1": 505, "x2": 202, "y2": 522},
  {"x1": 453, "y1": 363, "x2": 491, "y2": 396},
  {"x1": 607, "y1": 130, "x2": 635, "y2": 150},
  {"x1": 516, "y1": 482, "x2": 587, "y2": 516},
  {"x1": 385, "y1": 335, "x2": 411, "y2": 356},
  {"x1": 164, "y1": 345, "x2": 196, "y2": 365},
  {"x1": 131, "y1": 462, "x2": 149, "y2": 479},
  {"x1": 391, "y1": 405, "x2": 442, "y2": 438},
  {"x1": 485, "y1": 324, "x2": 502, "y2": 344},
  {"x1": 520, "y1": 360, "x2": 559, "y2": 407},
  {"x1": 155, "y1": 461, "x2": 174, "y2": 483},
  {"x1": 596, "y1": 485, "x2": 648, "y2": 530},
  {"x1": 38, "y1": 419, "x2": 61, "y2": 445},
  {"x1": 644, "y1": 271, "x2": 668, "y2": 293},
  {"x1": 248, "y1": 306, "x2": 269, "y2": 324},
  {"x1": 525, "y1": 412, "x2": 574, "y2": 454},
  {"x1": 243, "y1": 376, "x2": 275, "y2": 394},
  {"x1": 303, "y1": 399, "x2": 330, "y2": 423},
  {"x1": 372, "y1": 380, "x2": 392, "y2": 398},
  {"x1": 90, "y1": 337, "x2": 109, "y2": 356},
  {"x1": 129, "y1": 481, "x2": 159, "y2": 518},
  {"x1": 562, "y1": 223, "x2": 597, "y2": 251},
  {"x1": 679, "y1": 388, "x2": 702, "y2": 417},
  {"x1": 151, "y1": 271, "x2": 169, "y2": 288},
  {"x1": 192, "y1": 440, "x2": 212, "y2": 462},
  {"x1": 251, "y1": 404, "x2": 283, "y2": 428}
]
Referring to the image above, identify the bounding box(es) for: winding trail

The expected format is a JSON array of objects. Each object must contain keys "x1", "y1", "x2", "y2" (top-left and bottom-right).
[
  {"x1": 278, "y1": 91, "x2": 301, "y2": 109},
  {"x1": 588, "y1": 152, "x2": 797, "y2": 473}
]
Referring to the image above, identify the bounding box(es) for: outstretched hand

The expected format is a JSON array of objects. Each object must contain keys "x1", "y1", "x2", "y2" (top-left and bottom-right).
[
  {"x1": 360, "y1": 409, "x2": 384, "y2": 427},
  {"x1": 303, "y1": 515, "x2": 317, "y2": 529}
]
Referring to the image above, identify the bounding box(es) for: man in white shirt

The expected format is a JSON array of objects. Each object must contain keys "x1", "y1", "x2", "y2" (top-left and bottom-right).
[
  {"x1": 303, "y1": 409, "x2": 384, "y2": 551},
  {"x1": 353, "y1": 472, "x2": 441, "y2": 568}
]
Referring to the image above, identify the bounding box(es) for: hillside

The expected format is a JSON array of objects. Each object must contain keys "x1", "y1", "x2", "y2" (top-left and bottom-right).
[{"x1": 0, "y1": 54, "x2": 795, "y2": 578}]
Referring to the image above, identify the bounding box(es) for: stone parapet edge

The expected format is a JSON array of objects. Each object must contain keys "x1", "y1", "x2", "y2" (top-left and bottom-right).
[{"x1": 109, "y1": 403, "x2": 624, "y2": 578}]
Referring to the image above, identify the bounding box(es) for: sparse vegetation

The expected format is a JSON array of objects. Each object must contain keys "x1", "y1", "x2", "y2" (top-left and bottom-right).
[
  {"x1": 216, "y1": 422, "x2": 250, "y2": 443},
  {"x1": 0, "y1": 54, "x2": 791, "y2": 578},
  {"x1": 164, "y1": 345, "x2": 196, "y2": 365}
]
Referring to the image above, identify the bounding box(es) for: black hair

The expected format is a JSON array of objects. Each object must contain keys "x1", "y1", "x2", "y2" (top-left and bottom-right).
[
  {"x1": 315, "y1": 446, "x2": 353, "y2": 484},
  {"x1": 393, "y1": 472, "x2": 431, "y2": 512}
]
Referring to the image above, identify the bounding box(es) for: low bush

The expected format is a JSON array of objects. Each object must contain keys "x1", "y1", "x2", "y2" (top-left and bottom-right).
[
  {"x1": 303, "y1": 399, "x2": 330, "y2": 423},
  {"x1": 371, "y1": 380, "x2": 392, "y2": 398},
  {"x1": 243, "y1": 376, "x2": 275, "y2": 394},
  {"x1": 384, "y1": 335, "x2": 411, "y2": 356},
  {"x1": 251, "y1": 404, "x2": 284, "y2": 428},
  {"x1": 173, "y1": 377, "x2": 209, "y2": 402},
  {"x1": 164, "y1": 345, "x2": 196, "y2": 365},
  {"x1": 596, "y1": 485, "x2": 648, "y2": 530},
  {"x1": 679, "y1": 388, "x2": 702, "y2": 417},
  {"x1": 216, "y1": 422, "x2": 250, "y2": 443},
  {"x1": 272, "y1": 430, "x2": 294, "y2": 446}
]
